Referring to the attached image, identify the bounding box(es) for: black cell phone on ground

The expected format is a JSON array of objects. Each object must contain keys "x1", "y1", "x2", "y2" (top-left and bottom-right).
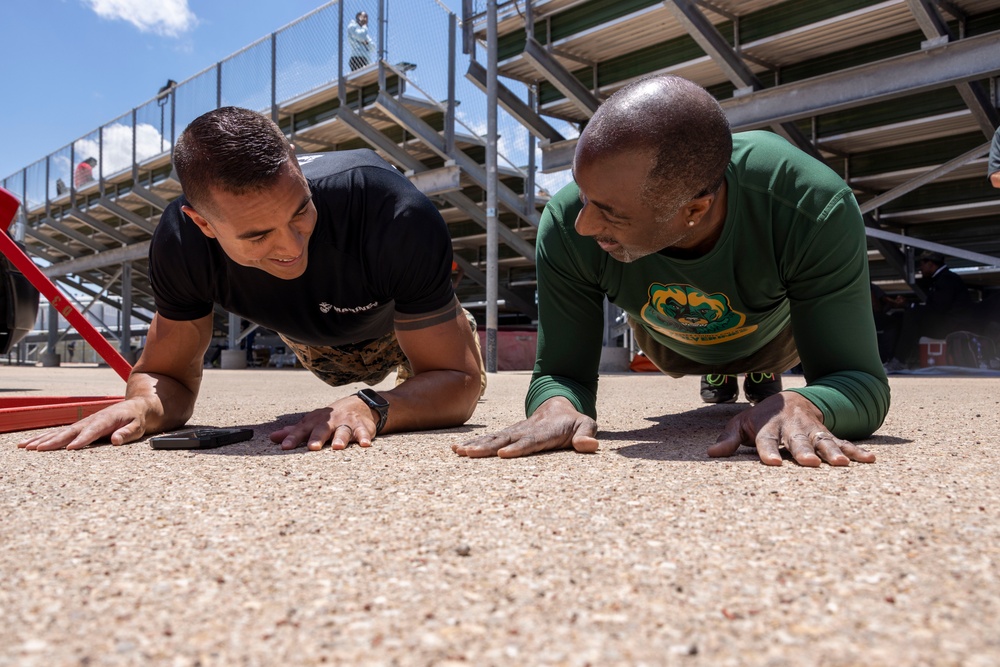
[{"x1": 150, "y1": 427, "x2": 254, "y2": 450}]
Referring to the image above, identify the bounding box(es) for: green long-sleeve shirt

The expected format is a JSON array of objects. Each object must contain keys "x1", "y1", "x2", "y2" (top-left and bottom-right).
[{"x1": 526, "y1": 131, "x2": 890, "y2": 439}]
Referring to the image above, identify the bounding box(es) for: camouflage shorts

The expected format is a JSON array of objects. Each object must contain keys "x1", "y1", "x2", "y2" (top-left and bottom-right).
[{"x1": 278, "y1": 309, "x2": 486, "y2": 393}]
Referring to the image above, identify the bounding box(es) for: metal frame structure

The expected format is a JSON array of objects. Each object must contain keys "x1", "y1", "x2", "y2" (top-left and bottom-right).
[
  {"x1": 5, "y1": 0, "x2": 1000, "y2": 371},
  {"x1": 3, "y1": 0, "x2": 546, "y2": 371},
  {"x1": 463, "y1": 0, "x2": 1000, "y2": 302}
]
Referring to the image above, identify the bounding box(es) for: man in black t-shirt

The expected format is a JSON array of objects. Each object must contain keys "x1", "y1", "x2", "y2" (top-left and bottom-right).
[{"x1": 19, "y1": 107, "x2": 485, "y2": 452}]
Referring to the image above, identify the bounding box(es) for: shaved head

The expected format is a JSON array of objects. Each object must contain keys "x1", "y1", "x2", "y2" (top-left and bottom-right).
[{"x1": 577, "y1": 75, "x2": 732, "y2": 215}]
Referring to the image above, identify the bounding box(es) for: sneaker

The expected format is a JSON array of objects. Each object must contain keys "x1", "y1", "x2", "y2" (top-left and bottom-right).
[
  {"x1": 883, "y1": 358, "x2": 907, "y2": 373},
  {"x1": 701, "y1": 374, "x2": 738, "y2": 404},
  {"x1": 744, "y1": 372, "x2": 782, "y2": 405}
]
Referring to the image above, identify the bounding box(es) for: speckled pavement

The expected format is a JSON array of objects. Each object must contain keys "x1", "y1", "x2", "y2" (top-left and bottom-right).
[{"x1": 1, "y1": 366, "x2": 998, "y2": 666}]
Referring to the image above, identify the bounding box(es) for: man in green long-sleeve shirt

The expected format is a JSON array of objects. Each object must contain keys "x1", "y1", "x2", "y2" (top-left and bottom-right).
[{"x1": 454, "y1": 74, "x2": 890, "y2": 467}]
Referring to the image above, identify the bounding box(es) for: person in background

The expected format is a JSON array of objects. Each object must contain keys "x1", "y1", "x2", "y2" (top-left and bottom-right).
[
  {"x1": 74, "y1": 157, "x2": 97, "y2": 188},
  {"x1": 348, "y1": 11, "x2": 375, "y2": 71},
  {"x1": 883, "y1": 251, "x2": 974, "y2": 371}
]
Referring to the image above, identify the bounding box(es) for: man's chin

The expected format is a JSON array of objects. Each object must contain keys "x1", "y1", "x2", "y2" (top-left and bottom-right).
[
  {"x1": 607, "y1": 247, "x2": 643, "y2": 263},
  {"x1": 263, "y1": 258, "x2": 308, "y2": 279}
]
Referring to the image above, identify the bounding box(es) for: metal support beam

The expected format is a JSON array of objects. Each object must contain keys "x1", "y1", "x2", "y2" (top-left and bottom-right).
[
  {"x1": 121, "y1": 261, "x2": 134, "y2": 362},
  {"x1": 486, "y1": 0, "x2": 499, "y2": 373},
  {"x1": 375, "y1": 92, "x2": 540, "y2": 226},
  {"x1": 859, "y1": 140, "x2": 992, "y2": 213},
  {"x1": 540, "y1": 138, "x2": 579, "y2": 173},
  {"x1": 41, "y1": 217, "x2": 110, "y2": 253},
  {"x1": 41, "y1": 241, "x2": 150, "y2": 277},
  {"x1": 129, "y1": 184, "x2": 170, "y2": 211},
  {"x1": 336, "y1": 107, "x2": 424, "y2": 172},
  {"x1": 53, "y1": 274, "x2": 153, "y2": 324},
  {"x1": 97, "y1": 198, "x2": 157, "y2": 234},
  {"x1": 441, "y1": 192, "x2": 537, "y2": 262},
  {"x1": 405, "y1": 163, "x2": 462, "y2": 196},
  {"x1": 722, "y1": 32, "x2": 1000, "y2": 130},
  {"x1": 227, "y1": 312, "x2": 240, "y2": 354},
  {"x1": 452, "y1": 254, "x2": 537, "y2": 320},
  {"x1": 663, "y1": 0, "x2": 821, "y2": 158},
  {"x1": 466, "y1": 60, "x2": 565, "y2": 142},
  {"x1": 866, "y1": 226, "x2": 1000, "y2": 268},
  {"x1": 60, "y1": 209, "x2": 134, "y2": 245},
  {"x1": 905, "y1": 0, "x2": 999, "y2": 137},
  {"x1": 336, "y1": 104, "x2": 537, "y2": 263},
  {"x1": 522, "y1": 36, "x2": 600, "y2": 118},
  {"x1": 663, "y1": 0, "x2": 758, "y2": 88},
  {"x1": 23, "y1": 226, "x2": 82, "y2": 258}
]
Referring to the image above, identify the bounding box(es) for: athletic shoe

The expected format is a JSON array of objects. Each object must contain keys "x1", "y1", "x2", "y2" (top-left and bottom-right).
[
  {"x1": 744, "y1": 372, "x2": 782, "y2": 405},
  {"x1": 700, "y1": 374, "x2": 738, "y2": 403},
  {"x1": 883, "y1": 358, "x2": 908, "y2": 373}
]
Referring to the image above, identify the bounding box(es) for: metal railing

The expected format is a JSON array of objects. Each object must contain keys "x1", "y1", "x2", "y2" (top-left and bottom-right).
[{"x1": 3, "y1": 0, "x2": 543, "y2": 224}]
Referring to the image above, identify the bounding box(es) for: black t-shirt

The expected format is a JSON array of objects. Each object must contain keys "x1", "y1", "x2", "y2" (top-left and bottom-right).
[{"x1": 148, "y1": 150, "x2": 455, "y2": 347}]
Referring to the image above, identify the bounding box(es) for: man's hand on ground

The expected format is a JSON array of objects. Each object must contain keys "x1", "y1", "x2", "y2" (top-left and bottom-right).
[
  {"x1": 708, "y1": 391, "x2": 876, "y2": 467},
  {"x1": 269, "y1": 394, "x2": 377, "y2": 451},
  {"x1": 17, "y1": 398, "x2": 151, "y2": 451},
  {"x1": 452, "y1": 396, "x2": 599, "y2": 458}
]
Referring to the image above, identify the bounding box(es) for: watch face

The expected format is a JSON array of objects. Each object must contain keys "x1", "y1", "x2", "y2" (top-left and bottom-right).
[{"x1": 359, "y1": 388, "x2": 389, "y2": 408}]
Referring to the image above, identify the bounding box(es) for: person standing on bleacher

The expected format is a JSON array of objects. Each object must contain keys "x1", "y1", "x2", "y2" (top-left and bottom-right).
[{"x1": 347, "y1": 11, "x2": 375, "y2": 71}]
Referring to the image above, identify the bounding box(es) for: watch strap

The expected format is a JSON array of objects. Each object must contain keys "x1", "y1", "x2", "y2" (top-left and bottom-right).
[{"x1": 356, "y1": 390, "x2": 389, "y2": 435}]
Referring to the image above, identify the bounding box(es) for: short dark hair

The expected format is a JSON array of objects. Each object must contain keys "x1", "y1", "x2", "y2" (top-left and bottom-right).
[
  {"x1": 173, "y1": 106, "x2": 294, "y2": 213},
  {"x1": 918, "y1": 251, "x2": 946, "y2": 266},
  {"x1": 581, "y1": 75, "x2": 732, "y2": 214}
]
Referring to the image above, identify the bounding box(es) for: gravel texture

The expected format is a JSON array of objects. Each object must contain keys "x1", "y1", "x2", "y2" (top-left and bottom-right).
[{"x1": 1, "y1": 366, "x2": 998, "y2": 666}]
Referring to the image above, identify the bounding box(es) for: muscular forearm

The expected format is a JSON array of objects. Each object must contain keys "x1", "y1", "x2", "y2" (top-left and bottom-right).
[
  {"x1": 379, "y1": 368, "x2": 480, "y2": 433},
  {"x1": 123, "y1": 371, "x2": 201, "y2": 434}
]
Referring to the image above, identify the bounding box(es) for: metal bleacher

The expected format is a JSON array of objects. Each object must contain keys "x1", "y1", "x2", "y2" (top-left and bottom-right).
[
  {"x1": 1, "y1": 0, "x2": 548, "y2": 364},
  {"x1": 463, "y1": 0, "x2": 1000, "y2": 298},
  {"x1": 5, "y1": 0, "x2": 1000, "y2": 365}
]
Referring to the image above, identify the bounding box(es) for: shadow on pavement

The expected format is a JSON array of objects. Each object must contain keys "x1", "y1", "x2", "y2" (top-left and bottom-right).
[{"x1": 604, "y1": 403, "x2": 912, "y2": 461}]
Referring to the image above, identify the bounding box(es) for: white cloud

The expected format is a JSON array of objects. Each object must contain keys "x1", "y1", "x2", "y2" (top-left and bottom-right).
[
  {"x1": 73, "y1": 122, "x2": 171, "y2": 176},
  {"x1": 83, "y1": 0, "x2": 197, "y2": 37}
]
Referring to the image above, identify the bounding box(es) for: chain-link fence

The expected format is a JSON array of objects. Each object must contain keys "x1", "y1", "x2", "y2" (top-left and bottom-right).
[
  {"x1": 135, "y1": 96, "x2": 175, "y2": 162},
  {"x1": 4, "y1": 0, "x2": 560, "y2": 215},
  {"x1": 221, "y1": 37, "x2": 274, "y2": 114},
  {"x1": 275, "y1": 4, "x2": 340, "y2": 103}
]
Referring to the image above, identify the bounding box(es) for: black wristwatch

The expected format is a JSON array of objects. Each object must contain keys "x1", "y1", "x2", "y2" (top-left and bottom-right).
[{"x1": 356, "y1": 389, "x2": 389, "y2": 435}]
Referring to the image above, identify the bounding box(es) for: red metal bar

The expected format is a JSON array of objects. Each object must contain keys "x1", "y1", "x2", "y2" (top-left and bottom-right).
[
  {"x1": 0, "y1": 185, "x2": 133, "y2": 382},
  {"x1": 0, "y1": 396, "x2": 124, "y2": 434}
]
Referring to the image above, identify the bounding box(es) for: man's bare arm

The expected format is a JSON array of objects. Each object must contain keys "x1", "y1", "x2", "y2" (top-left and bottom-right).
[
  {"x1": 270, "y1": 299, "x2": 484, "y2": 450},
  {"x1": 17, "y1": 313, "x2": 214, "y2": 451}
]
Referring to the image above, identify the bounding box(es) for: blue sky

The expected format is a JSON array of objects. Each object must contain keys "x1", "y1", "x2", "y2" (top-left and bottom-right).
[{"x1": 0, "y1": 0, "x2": 465, "y2": 181}]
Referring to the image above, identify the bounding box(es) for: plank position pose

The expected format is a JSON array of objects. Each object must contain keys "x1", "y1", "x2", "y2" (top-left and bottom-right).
[
  {"x1": 454, "y1": 75, "x2": 890, "y2": 467},
  {"x1": 20, "y1": 106, "x2": 485, "y2": 452}
]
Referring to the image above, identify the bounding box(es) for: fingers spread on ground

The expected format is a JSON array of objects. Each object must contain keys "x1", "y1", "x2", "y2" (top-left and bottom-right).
[
  {"x1": 840, "y1": 441, "x2": 877, "y2": 463},
  {"x1": 814, "y1": 439, "x2": 850, "y2": 466},
  {"x1": 753, "y1": 434, "x2": 783, "y2": 466}
]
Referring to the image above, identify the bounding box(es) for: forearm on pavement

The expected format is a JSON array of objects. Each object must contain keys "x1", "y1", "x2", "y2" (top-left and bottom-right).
[
  {"x1": 122, "y1": 370, "x2": 202, "y2": 434},
  {"x1": 374, "y1": 368, "x2": 481, "y2": 433}
]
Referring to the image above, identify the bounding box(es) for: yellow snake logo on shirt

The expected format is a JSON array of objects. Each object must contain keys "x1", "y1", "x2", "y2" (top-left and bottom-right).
[{"x1": 641, "y1": 283, "x2": 757, "y2": 345}]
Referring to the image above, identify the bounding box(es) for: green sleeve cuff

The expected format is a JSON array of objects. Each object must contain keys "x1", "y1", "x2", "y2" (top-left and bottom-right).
[
  {"x1": 787, "y1": 371, "x2": 890, "y2": 440},
  {"x1": 525, "y1": 375, "x2": 598, "y2": 419}
]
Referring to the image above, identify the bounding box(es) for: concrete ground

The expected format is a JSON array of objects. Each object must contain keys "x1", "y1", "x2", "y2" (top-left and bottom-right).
[{"x1": 1, "y1": 365, "x2": 998, "y2": 667}]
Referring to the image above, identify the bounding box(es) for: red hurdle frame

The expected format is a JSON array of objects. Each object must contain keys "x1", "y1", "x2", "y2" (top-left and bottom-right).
[{"x1": 0, "y1": 185, "x2": 130, "y2": 433}]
